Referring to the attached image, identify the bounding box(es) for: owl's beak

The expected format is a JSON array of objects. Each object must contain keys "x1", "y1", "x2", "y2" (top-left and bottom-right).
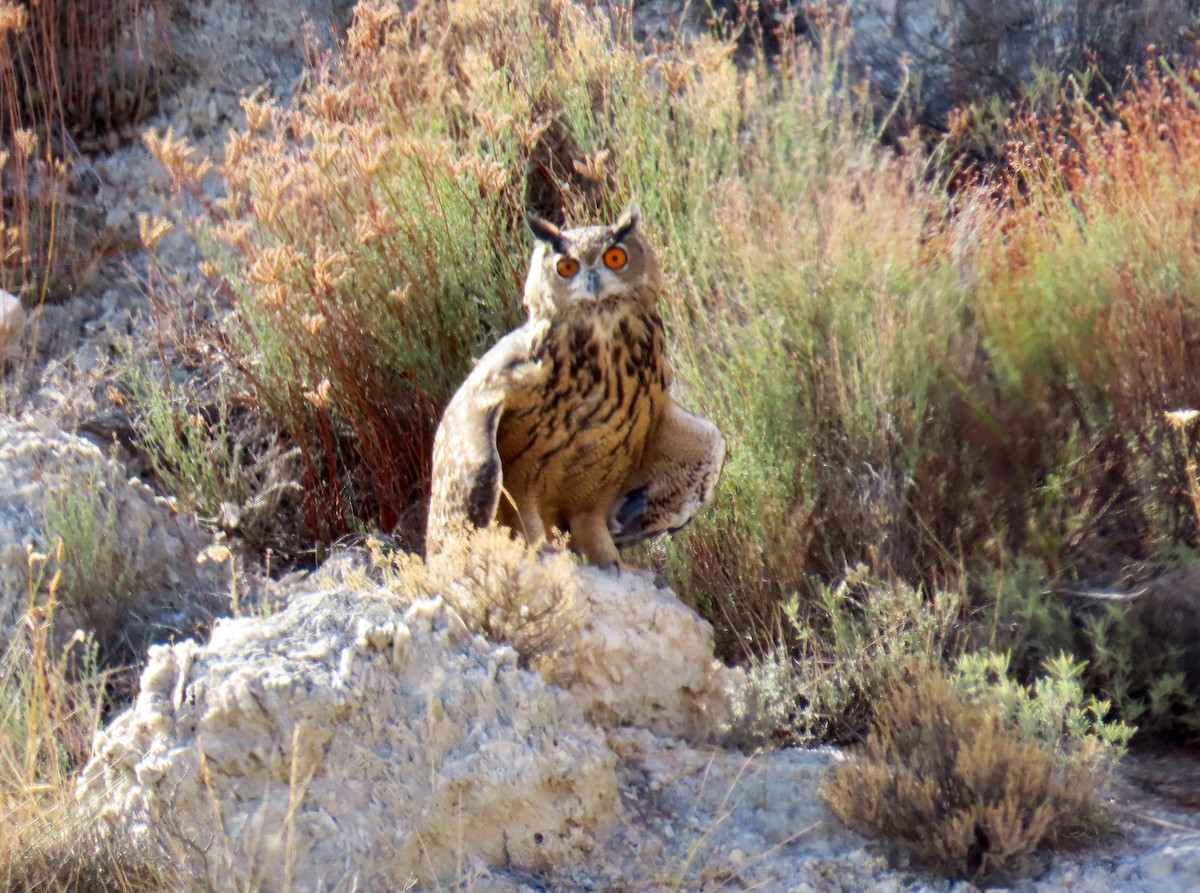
[{"x1": 586, "y1": 269, "x2": 601, "y2": 297}]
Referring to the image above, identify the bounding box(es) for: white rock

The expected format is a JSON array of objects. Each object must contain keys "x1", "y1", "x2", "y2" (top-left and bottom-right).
[
  {"x1": 78, "y1": 588, "x2": 622, "y2": 893},
  {"x1": 0, "y1": 418, "x2": 222, "y2": 654},
  {"x1": 1140, "y1": 849, "x2": 1177, "y2": 881},
  {"x1": 563, "y1": 567, "x2": 742, "y2": 741},
  {"x1": 0, "y1": 289, "x2": 23, "y2": 351}
]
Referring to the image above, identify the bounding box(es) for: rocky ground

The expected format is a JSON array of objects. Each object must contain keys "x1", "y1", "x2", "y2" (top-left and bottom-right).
[{"x1": 2, "y1": 1, "x2": 1198, "y2": 892}]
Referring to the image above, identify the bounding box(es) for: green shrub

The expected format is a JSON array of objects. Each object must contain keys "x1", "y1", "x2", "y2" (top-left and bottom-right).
[
  {"x1": 730, "y1": 571, "x2": 963, "y2": 747},
  {"x1": 983, "y1": 549, "x2": 1200, "y2": 736},
  {"x1": 821, "y1": 653, "x2": 1132, "y2": 882},
  {"x1": 39, "y1": 463, "x2": 138, "y2": 649},
  {"x1": 121, "y1": 344, "x2": 306, "y2": 555}
]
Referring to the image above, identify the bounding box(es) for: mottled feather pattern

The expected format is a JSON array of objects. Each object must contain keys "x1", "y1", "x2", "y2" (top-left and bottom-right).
[
  {"x1": 425, "y1": 209, "x2": 725, "y2": 567},
  {"x1": 425, "y1": 324, "x2": 548, "y2": 554},
  {"x1": 607, "y1": 404, "x2": 726, "y2": 547}
]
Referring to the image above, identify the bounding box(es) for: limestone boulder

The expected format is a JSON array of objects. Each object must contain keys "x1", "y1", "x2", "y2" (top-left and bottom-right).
[
  {"x1": 0, "y1": 417, "x2": 222, "y2": 656},
  {"x1": 77, "y1": 584, "x2": 622, "y2": 893},
  {"x1": 564, "y1": 567, "x2": 741, "y2": 742}
]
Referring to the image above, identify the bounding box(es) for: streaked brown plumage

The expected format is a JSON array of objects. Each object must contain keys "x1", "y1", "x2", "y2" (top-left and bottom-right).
[{"x1": 426, "y1": 208, "x2": 725, "y2": 567}]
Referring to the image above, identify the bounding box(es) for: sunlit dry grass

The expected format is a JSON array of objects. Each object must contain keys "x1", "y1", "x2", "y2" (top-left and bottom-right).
[{"x1": 0, "y1": 548, "x2": 184, "y2": 893}]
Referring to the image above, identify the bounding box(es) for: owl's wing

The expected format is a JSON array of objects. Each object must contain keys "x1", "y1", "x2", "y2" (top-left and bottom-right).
[
  {"x1": 607, "y1": 399, "x2": 726, "y2": 548},
  {"x1": 425, "y1": 323, "x2": 546, "y2": 555}
]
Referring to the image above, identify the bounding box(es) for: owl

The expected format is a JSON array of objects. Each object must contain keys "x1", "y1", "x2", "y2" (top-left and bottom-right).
[{"x1": 425, "y1": 207, "x2": 725, "y2": 568}]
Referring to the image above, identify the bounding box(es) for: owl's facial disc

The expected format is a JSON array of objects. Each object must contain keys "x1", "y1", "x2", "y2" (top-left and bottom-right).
[{"x1": 527, "y1": 211, "x2": 646, "y2": 311}]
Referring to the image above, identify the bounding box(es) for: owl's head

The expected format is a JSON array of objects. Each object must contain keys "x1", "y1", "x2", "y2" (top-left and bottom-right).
[{"x1": 522, "y1": 207, "x2": 663, "y2": 320}]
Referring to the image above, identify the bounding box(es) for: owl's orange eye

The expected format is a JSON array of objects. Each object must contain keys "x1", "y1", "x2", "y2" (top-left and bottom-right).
[
  {"x1": 603, "y1": 246, "x2": 628, "y2": 270},
  {"x1": 556, "y1": 257, "x2": 580, "y2": 278}
]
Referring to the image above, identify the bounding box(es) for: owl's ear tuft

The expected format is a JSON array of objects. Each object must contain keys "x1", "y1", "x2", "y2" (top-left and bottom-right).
[
  {"x1": 527, "y1": 215, "x2": 569, "y2": 255},
  {"x1": 613, "y1": 204, "x2": 640, "y2": 243}
]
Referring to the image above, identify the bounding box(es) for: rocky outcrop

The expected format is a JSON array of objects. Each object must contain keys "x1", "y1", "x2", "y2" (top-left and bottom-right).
[
  {"x1": 642, "y1": 1, "x2": 1199, "y2": 127},
  {"x1": 0, "y1": 417, "x2": 221, "y2": 657},
  {"x1": 848, "y1": 0, "x2": 1199, "y2": 125},
  {"x1": 398, "y1": 532, "x2": 740, "y2": 743},
  {"x1": 78, "y1": 585, "x2": 622, "y2": 893},
  {"x1": 565, "y1": 567, "x2": 741, "y2": 741},
  {"x1": 0, "y1": 290, "x2": 22, "y2": 354},
  {"x1": 72, "y1": 541, "x2": 1200, "y2": 893}
]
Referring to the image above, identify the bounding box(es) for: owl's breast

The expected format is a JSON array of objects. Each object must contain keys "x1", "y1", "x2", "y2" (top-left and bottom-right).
[{"x1": 496, "y1": 307, "x2": 669, "y2": 503}]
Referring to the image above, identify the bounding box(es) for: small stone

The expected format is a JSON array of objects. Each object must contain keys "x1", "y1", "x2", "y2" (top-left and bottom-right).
[
  {"x1": 104, "y1": 203, "x2": 133, "y2": 233},
  {"x1": 72, "y1": 344, "x2": 104, "y2": 374},
  {"x1": 1140, "y1": 850, "x2": 1176, "y2": 882},
  {"x1": 0, "y1": 289, "x2": 23, "y2": 350}
]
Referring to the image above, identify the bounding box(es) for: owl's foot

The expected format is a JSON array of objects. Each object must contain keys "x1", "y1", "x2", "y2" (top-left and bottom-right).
[
  {"x1": 567, "y1": 508, "x2": 622, "y2": 569},
  {"x1": 600, "y1": 558, "x2": 629, "y2": 576}
]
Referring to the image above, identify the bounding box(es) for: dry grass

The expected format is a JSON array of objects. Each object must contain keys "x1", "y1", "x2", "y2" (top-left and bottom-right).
[
  {"x1": 822, "y1": 655, "x2": 1130, "y2": 882},
  {"x1": 0, "y1": 0, "x2": 174, "y2": 302},
  {"x1": 974, "y1": 62, "x2": 1200, "y2": 558},
  {"x1": 373, "y1": 527, "x2": 583, "y2": 686},
  {"x1": 0, "y1": 0, "x2": 172, "y2": 149},
  {"x1": 0, "y1": 549, "x2": 184, "y2": 893},
  {"x1": 2, "y1": 824, "x2": 182, "y2": 893},
  {"x1": 144, "y1": 0, "x2": 977, "y2": 635}
]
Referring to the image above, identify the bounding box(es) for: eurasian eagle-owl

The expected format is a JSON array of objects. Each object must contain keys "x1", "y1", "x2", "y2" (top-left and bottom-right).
[{"x1": 425, "y1": 207, "x2": 725, "y2": 568}]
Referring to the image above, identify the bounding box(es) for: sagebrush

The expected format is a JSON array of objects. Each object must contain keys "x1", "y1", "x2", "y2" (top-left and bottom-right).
[{"x1": 822, "y1": 654, "x2": 1132, "y2": 881}]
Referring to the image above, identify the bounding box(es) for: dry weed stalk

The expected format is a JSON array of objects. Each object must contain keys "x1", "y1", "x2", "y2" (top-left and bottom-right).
[
  {"x1": 379, "y1": 527, "x2": 582, "y2": 686},
  {"x1": 1, "y1": 543, "x2": 184, "y2": 892},
  {"x1": 1165, "y1": 408, "x2": 1200, "y2": 542},
  {"x1": 0, "y1": 0, "x2": 173, "y2": 335}
]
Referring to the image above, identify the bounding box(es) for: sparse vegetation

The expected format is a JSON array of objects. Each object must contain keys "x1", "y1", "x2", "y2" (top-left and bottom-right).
[
  {"x1": 40, "y1": 461, "x2": 139, "y2": 645},
  {"x1": 1, "y1": 0, "x2": 175, "y2": 301},
  {"x1": 731, "y1": 569, "x2": 963, "y2": 747},
  {"x1": 822, "y1": 653, "x2": 1133, "y2": 881},
  {"x1": 121, "y1": 347, "x2": 305, "y2": 552},
  {"x1": 1, "y1": 548, "x2": 184, "y2": 893},
  {"x1": 367, "y1": 527, "x2": 583, "y2": 686}
]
